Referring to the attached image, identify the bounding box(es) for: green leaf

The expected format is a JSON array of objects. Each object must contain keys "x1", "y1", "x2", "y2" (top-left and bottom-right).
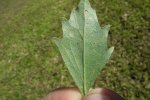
[{"x1": 53, "y1": 0, "x2": 114, "y2": 95}]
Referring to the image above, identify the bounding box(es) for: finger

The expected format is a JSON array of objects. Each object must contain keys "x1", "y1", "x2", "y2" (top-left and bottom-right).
[
  {"x1": 85, "y1": 88, "x2": 124, "y2": 100},
  {"x1": 43, "y1": 87, "x2": 82, "y2": 100},
  {"x1": 52, "y1": 91, "x2": 60, "y2": 100}
]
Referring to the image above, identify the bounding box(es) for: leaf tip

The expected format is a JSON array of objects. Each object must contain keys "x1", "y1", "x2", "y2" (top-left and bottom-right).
[
  {"x1": 52, "y1": 37, "x2": 61, "y2": 45},
  {"x1": 107, "y1": 46, "x2": 114, "y2": 58},
  {"x1": 109, "y1": 46, "x2": 114, "y2": 54}
]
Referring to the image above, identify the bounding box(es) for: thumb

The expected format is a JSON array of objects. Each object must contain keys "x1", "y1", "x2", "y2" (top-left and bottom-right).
[{"x1": 85, "y1": 88, "x2": 124, "y2": 100}]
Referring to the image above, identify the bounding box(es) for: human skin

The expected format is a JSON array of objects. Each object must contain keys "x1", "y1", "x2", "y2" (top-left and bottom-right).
[
  {"x1": 43, "y1": 87, "x2": 124, "y2": 100},
  {"x1": 85, "y1": 88, "x2": 124, "y2": 100},
  {"x1": 43, "y1": 87, "x2": 82, "y2": 100}
]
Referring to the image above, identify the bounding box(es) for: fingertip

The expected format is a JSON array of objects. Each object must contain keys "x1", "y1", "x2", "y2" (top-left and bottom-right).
[
  {"x1": 85, "y1": 88, "x2": 124, "y2": 100},
  {"x1": 43, "y1": 87, "x2": 82, "y2": 100}
]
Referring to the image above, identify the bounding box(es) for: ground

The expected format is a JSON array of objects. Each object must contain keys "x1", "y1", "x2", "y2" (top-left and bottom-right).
[{"x1": 0, "y1": 0, "x2": 149, "y2": 100}]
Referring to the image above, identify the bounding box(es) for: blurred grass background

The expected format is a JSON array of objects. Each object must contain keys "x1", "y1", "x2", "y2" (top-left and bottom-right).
[{"x1": 0, "y1": 0, "x2": 149, "y2": 99}]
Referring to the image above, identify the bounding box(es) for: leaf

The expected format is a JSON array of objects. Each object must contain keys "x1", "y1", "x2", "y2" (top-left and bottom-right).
[{"x1": 53, "y1": 0, "x2": 114, "y2": 95}]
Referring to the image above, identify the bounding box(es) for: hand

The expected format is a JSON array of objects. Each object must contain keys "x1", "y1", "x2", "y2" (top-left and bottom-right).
[{"x1": 43, "y1": 87, "x2": 124, "y2": 100}]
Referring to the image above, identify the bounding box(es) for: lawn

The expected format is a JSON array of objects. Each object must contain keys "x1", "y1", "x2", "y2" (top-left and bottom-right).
[{"x1": 0, "y1": 0, "x2": 149, "y2": 99}]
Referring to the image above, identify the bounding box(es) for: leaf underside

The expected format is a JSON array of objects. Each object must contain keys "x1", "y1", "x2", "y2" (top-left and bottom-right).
[{"x1": 53, "y1": 0, "x2": 114, "y2": 95}]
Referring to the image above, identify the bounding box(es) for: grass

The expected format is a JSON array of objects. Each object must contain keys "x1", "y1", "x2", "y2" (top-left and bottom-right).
[{"x1": 0, "y1": 0, "x2": 149, "y2": 99}]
